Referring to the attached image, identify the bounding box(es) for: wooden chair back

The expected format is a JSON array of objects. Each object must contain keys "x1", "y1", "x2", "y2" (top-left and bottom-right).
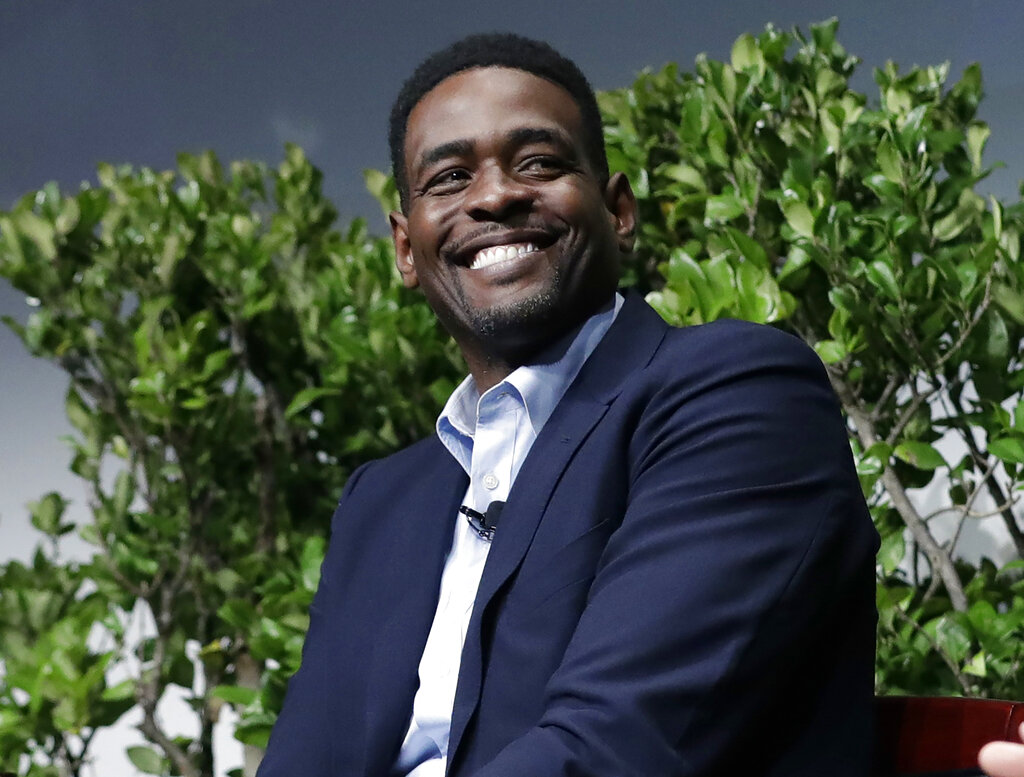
[{"x1": 874, "y1": 695, "x2": 1024, "y2": 776}]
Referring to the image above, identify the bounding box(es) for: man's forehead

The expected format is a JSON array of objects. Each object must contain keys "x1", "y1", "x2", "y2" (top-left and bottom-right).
[{"x1": 404, "y1": 67, "x2": 584, "y2": 156}]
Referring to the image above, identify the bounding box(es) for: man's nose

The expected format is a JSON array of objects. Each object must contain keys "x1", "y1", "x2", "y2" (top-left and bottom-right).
[{"x1": 464, "y1": 166, "x2": 532, "y2": 220}]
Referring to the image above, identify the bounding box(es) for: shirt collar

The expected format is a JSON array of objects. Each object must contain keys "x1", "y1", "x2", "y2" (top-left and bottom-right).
[{"x1": 437, "y1": 293, "x2": 623, "y2": 469}]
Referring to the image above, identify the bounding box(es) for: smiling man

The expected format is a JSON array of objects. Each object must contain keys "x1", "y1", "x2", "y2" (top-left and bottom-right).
[{"x1": 257, "y1": 33, "x2": 879, "y2": 777}]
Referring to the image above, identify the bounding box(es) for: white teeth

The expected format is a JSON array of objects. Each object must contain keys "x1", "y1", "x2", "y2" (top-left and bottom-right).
[{"x1": 469, "y1": 242, "x2": 538, "y2": 270}]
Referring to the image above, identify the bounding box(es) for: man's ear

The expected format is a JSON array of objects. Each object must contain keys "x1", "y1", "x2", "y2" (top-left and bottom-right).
[
  {"x1": 604, "y1": 172, "x2": 637, "y2": 254},
  {"x1": 390, "y1": 210, "x2": 419, "y2": 289}
]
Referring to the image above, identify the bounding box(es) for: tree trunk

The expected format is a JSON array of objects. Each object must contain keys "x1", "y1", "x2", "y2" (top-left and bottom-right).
[{"x1": 830, "y1": 373, "x2": 969, "y2": 612}]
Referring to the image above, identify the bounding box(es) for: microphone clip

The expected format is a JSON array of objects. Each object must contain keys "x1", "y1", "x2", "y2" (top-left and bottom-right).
[{"x1": 459, "y1": 501, "x2": 504, "y2": 541}]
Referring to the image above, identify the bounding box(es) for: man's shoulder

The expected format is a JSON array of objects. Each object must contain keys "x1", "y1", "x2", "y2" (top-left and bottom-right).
[
  {"x1": 569, "y1": 295, "x2": 829, "y2": 412},
  {"x1": 352, "y1": 434, "x2": 452, "y2": 483},
  {"x1": 593, "y1": 309, "x2": 842, "y2": 447},
  {"x1": 331, "y1": 434, "x2": 460, "y2": 530},
  {"x1": 661, "y1": 315, "x2": 813, "y2": 355},
  {"x1": 611, "y1": 293, "x2": 819, "y2": 372},
  {"x1": 640, "y1": 314, "x2": 826, "y2": 385}
]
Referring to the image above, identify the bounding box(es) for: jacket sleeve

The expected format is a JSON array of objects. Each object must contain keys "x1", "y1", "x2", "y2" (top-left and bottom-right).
[
  {"x1": 470, "y1": 323, "x2": 879, "y2": 777},
  {"x1": 255, "y1": 460, "x2": 373, "y2": 777}
]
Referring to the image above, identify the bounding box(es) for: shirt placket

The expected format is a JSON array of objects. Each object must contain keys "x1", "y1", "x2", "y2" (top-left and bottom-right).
[{"x1": 470, "y1": 389, "x2": 518, "y2": 512}]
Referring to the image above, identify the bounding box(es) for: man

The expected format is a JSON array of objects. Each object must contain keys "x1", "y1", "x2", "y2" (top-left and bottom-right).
[{"x1": 258, "y1": 33, "x2": 879, "y2": 777}]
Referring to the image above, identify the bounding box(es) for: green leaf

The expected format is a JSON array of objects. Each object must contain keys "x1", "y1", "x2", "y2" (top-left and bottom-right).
[
  {"x1": 956, "y1": 262, "x2": 978, "y2": 299},
  {"x1": 55, "y1": 196, "x2": 81, "y2": 236},
  {"x1": 658, "y1": 163, "x2": 706, "y2": 190},
  {"x1": 363, "y1": 168, "x2": 399, "y2": 217},
  {"x1": 111, "y1": 435, "x2": 131, "y2": 459},
  {"x1": 993, "y1": 283, "x2": 1024, "y2": 325},
  {"x1": 866, "y1": 261, "x2": 900, "y2": 299},
  {"x1": 722, "y1": 227, "x2": 768, "y2": 268},
  {"x1": 989, "y1": 194, "x2": 1003, "y2": 238},
  {"x1": 966, "y1": 122, "x2": 990, "y2": 173},
  {"x1": 876, "y1": 138, "x2": 902, "y2": 183},
  {"x1": 820, "y1": 110, "x2": 841, "y2": 153},
  {"x1": 781, "y1": 200, "x2": 814, "y2": 239},
  {"x1": 884, "y1": 86, "x2": 912, "y2": 115},
  {"x1": 200, "y1": 349, "x2": 233, "y2": 380},
  {"x1": 894, "y1": 441, "x2": 946, "y2": 470},
  {"x1": 776, "y1": 246, "x2": 812, "y2": 284},
  {"x1": 211, "y1": 684, "x2": 258, "y2": 706},
  {"x1": 79, "y1": 523, "x2": 101, "y2": 545},
  {"x1": 980, "y1": 310, "x2": 1009, "y2": 365},
  {"x1": 857, "y1": 442, "x2": 892, "y2": 480},
  {"x1": 877, "y1": 530, "x2": 906, "y2": 575},
  {"x1": 704, "y1": 193, "x2": 746, "y2": 222},
  {"x1": 285, "y1": 387, "x2": 342, "y2": 419},
  {"x1": 112, "y1": 470, "x2": 134, "y2": 519},
  {"x1": 931, "y1": 615, "x2": 971, "y2": 664},
  {"x1": 218, "y1": 599, "x2": 256, "y2": 629},
  {"x1": 65, "y1": 388, "x2": 94, "y2": 437},
  {"x1": 29, "y1": 492, "x2": 69, "y2": 536},
  {"x1": 989, "y1": 437, "x2": 1024, "y2": 465},
  {"x1": 13, "y1": 210, "x2": 57, "y2": 259},
  {"x1": 300, "y1": 536, "x2": 326, "y2": 592},
  {"x1": 813, "y1": 339, "x2": 846, "y2": 364},
  {"x1": 964, "y1": 650, "x2": 987, "y2": 678},
  {"x1": 933, "y1": 211, "x2": 969, "y2": 243},
  {"x1": 126, "y1": 745, "x2": 166, "y2": 775},
  {"x1": 932, "y1": 190, "x2": 984, "y2": 242},
  {"x1": 101, "y1": 679, "x2": 135, "y2": 701},
  {"x1": 235, "y1": 715, "x2": 275, "y2": 748},
  {"x1": 730, "y1": 33, "x2": 766, "y2": 77}
]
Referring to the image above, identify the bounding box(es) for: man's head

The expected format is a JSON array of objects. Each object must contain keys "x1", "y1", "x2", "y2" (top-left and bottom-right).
[
  {"x1": 389, "y1": 33, "x2": 609, "y2": 212},
  {"x1": 388, "y1": 34, "x2": 636, "y2": 387}
]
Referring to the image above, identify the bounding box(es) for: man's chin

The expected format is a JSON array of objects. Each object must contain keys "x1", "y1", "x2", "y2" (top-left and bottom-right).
[{"x1": 471, "y1": 289, "x2": 561, "y2": 339}]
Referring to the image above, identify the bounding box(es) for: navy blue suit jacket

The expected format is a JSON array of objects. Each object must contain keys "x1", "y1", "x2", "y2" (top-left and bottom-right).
[{"x1": 258, "y1": 294, "x2": 879, "y2": 777}]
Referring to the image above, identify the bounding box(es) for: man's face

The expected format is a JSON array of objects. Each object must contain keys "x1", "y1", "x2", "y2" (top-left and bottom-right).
[{"x1": 390, "y1": 66, "x2": 635, "y2": 364}]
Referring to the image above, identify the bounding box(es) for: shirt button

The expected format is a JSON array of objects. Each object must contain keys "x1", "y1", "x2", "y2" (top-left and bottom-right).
[{"x1": 482, "y1": 473, "x2": 499, "y2": 490}]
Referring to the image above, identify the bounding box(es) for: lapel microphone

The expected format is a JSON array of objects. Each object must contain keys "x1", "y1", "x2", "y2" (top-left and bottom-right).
[{"x1": 459, "y1": 501, "x2": 504, "y2": 541}]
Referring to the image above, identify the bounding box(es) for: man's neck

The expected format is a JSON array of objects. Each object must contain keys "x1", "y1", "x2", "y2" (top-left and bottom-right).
[
  {"x1": 466, "y1": 358, "x2": 515, "y2": 395},
  {"x1": 460, "y1": 295, "x2": 619, "y2": 394}
]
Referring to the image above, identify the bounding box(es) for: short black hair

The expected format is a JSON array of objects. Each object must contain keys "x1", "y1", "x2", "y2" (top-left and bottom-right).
[{"x1": 388, "y1": 32, "x2": 609, "y2": 212}]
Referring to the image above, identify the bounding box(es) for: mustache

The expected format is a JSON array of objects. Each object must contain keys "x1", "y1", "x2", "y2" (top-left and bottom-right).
[{"x1": 442, "y1": 222, "x2": 559, "y2": 261}]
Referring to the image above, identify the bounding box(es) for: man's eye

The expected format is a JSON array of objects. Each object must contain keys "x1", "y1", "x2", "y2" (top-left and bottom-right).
[
  {"x1": 520, "y1": 156, "x2": 566, "y2": 175},
  {"x1": 425, "y1": 169, "x2": 470, "y2": 192}
]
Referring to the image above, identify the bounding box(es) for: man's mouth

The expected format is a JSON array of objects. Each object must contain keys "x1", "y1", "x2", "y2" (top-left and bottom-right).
[
  {"x1": 469, "y1": 242, "x2": 539, "y2": 271},
  {"x1": 447, "y1": 228, "x2": 558, "y2": 271}
]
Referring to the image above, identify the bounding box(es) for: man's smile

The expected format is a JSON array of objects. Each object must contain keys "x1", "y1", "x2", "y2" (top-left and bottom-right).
[
  {"x1": 468, "y1": 242, "x2": 541, "y2": 271},
  {"x1": 445, "y1": 225, "x2": 559, "y2": 269}
]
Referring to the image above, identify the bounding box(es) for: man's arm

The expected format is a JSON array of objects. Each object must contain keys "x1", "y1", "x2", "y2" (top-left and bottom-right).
[
  {"x1": 255, "y1": 461, "x2": 373, "y2": 777},
  {"x1": 469, "y1": 323, "x2": 878, "y2": 777}
]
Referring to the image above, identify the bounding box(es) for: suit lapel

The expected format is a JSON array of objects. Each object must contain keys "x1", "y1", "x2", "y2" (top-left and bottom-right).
[
  {"x1": 362, "y1": 444, "x2": 467, "y2": 777},
  {"x1": 446, "y1": 292, "x2": 669, "y2": 767}
]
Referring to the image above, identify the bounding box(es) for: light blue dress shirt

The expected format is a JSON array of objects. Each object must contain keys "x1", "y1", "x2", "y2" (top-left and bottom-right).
[{"x1": 394, "y1": 294, "x2": 623, "y2": 777}]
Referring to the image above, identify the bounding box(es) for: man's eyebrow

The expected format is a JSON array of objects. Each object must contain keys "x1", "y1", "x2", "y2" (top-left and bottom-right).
[
  {"x1": 506, "y1": 126, "x2": 575, "y2": 151},
  {"x1": 415, "y1": 127, "x2": 578, "y2": 176},
  {"x1": 415, "y1": 139, "x2": 474, "y2": 176}
]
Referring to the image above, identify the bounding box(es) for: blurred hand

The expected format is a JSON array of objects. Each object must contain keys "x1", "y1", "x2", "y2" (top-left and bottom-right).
[{"x1": 980, "y1": 722, "x2": 1024, "y2": 777}]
